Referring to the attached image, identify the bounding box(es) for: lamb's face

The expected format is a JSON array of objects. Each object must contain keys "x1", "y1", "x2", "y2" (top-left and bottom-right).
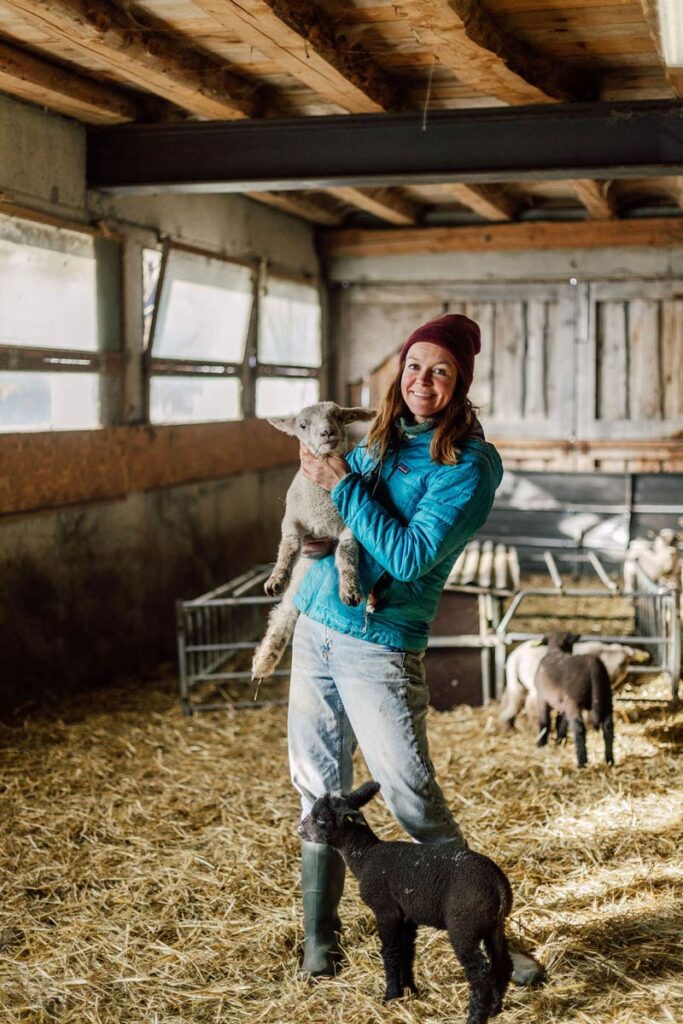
[
  {"x1": 297, "y1": 794, "x2": 365, "y2": 847},
  {"x1": 267, "y1": 402, "x2": 375, "y2": 457},
  {"x1": 298, "y1": 404, "x2": 347, "y2": 457}
]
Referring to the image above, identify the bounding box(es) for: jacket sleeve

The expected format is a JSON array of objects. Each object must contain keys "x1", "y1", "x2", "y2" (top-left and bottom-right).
[{"x1": 331, "y1": 454, "x2": 497, "y2": 583}]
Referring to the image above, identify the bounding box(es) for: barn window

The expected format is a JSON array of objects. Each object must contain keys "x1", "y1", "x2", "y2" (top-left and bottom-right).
[
  {"x1": 255, "y1": 275, "x2": 321, "y2": 417},
  {"x1": 147, "y1": 243, "x2": 253, "y2": 424},
  {"x1": 0, "y1": 212, "x2": 119, "y2": 432}
]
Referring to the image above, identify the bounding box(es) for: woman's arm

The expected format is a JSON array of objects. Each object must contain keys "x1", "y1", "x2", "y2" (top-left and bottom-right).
[{"x1": 330, "y1": 455, "x2": 499, "y2": 582}]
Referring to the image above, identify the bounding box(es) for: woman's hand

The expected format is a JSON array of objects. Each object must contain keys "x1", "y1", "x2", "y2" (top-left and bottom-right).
[{"x1": 299, "y1": 442, "x2": 350, "y2": 491}]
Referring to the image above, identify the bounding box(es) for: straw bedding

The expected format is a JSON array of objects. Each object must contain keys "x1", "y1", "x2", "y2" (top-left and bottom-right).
[{"x1": 1, "y1": 667, "x2": 682, "y2": 1024}]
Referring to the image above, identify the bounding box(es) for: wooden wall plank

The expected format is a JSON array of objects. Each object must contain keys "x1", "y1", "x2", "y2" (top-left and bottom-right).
[
  {"x1": 662, "y1": 300, "x2": 683, "y2": 419},
  {"x1": 596, "y1": 302, "x2": 628, "y2": 420},
  {"x1": 493, "y1": 302, "x2": 525, "y2": 420},
  {"x1": 465, "y1": 302, "x2": 494, "y2": 416},
  {"x1": 524, "y1": 300, "x2": 547, "y2": 418},
  {"x1": 628, "y1": 298, "x2": 662, "y2": 419},
  {"x1": 0, "y1": 419, "x2": 297, "y2": 516}
]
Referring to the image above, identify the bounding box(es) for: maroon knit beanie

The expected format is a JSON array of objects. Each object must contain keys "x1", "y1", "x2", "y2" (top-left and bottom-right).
[{"x1": 399, "y1": 313, "x2": 481, "y2": 394}]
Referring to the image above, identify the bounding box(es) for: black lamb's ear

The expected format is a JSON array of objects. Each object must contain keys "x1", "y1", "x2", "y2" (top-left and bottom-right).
[
  {"x1": 346, "y1": 780, "x2": 381, "y2": 810},
  {"x1": 540, "y1": 635, "x2": 550, "y2": 646}
]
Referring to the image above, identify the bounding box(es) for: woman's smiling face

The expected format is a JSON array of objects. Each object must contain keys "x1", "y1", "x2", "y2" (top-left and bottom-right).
[{"x1": 400, "y1": 341, "x2": 459, "y2": 423}]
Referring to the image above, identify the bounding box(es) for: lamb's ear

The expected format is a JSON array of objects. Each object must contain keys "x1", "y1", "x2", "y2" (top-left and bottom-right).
[
  {"x1": 267, "y1": 416, "x2": 299, "y2": 437},
  {"x1": 539, "y1": 635, "x2": 550, "y2": 646},
  {"x1": 346, "y1": 780, "x2": 381, "y2": 810},
  {"x1": 339, "y1": 407, "x2": 376, "y2": 425}
]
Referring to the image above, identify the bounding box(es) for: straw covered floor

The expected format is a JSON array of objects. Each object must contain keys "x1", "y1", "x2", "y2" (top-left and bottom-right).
[{"x1": 1, "y1": 667, "x2": 682, "y2": 1024}]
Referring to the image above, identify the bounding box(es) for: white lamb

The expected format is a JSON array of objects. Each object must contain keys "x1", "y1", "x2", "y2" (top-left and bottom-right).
[
  {"x1": 500, "y1": 638, "x2": 650, "y2": 729},
  {"x1": 251, "y1": 401, "x2": 375, "y2": 683}
]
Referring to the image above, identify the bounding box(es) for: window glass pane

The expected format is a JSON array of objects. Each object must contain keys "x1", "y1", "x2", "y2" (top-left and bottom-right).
[
  {"x1": 259, "y1": 278, "x2": 321, "y2": 367},
  {"x1": 256, "y1": 377, "x2": 320, "y2": 418},
  {"x1": 0, "y1": 214, "x2": 97, "y2": 351},
  {"x1": 0, "y1": 371, "x2": 99, "y2": 431},
  {"x1": 142, "y1": 248, "x2": 162, "y2": 348},
  {"x1": 150, "y1": 377, "x2": 241, "y2": 424},
  {"x1": 152, "y1": 248, "x2": 253, "y2": 362}
]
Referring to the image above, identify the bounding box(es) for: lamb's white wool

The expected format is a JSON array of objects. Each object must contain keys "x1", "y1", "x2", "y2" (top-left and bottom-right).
[
  {"x1": 251, "y1": 401, "x2": 375, "y2": 682},
  {"x1": 623, "y1": 529, "x2": 681, "y2": 591},
  {"x1": 500, "y1": 639, "x2": 650, "y2": 728}
]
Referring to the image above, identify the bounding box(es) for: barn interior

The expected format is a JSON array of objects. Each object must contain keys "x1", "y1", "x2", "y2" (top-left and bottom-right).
[{"x1": 1, "y1": 1, "x2": 682, "y2": 1022}]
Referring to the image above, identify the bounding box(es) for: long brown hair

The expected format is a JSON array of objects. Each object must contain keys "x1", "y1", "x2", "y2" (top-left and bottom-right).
[{"x1": 365, "y1": 362, "x2": 479, "y2": 466}]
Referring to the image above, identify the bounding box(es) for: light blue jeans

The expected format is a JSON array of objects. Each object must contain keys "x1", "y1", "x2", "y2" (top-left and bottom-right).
[{"x1": 288, "y1": 613, "x2": 466, "y2": 847}]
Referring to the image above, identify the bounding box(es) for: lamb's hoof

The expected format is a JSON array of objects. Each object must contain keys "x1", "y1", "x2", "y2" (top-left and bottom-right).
[
  {"x1": 339, "y1": 584, "x2": 363, "y2": 607},
  {"x1": 264, "y1": 577, "x2": 285, "y2": 597},
  {"x1": 510, "y1": 950, "x2": 546, "y2": 987},
  {"x1": 500, "y1": 719, "x2": 516, "y2": 733}
]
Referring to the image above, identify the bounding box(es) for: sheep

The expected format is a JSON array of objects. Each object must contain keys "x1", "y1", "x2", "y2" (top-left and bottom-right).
[
  {"x1": 251, "y1": 401, "x2": 375, "y2": 683},
  {"x1": 623, "y1": 529, "x2": 681, "y2": 592},
  {"x1": 298, "y1": 780, "x2": 513, "y2": 1024},
  {"x1": 534, "y1": 632, "x2": 614, "y2": 768},
  {"x1": 500, "y1": 638, "x2": 649, "y2": 730}
]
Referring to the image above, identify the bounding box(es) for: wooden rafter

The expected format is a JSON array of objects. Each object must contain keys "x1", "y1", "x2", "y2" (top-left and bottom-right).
[
  {"x1": 191, "y1": 0, "x2": 413, "y2": 224},
  {"x1": 446, "y1": 184, "x2": 518, "y2": 221},
  {"x1": 0, "y1": 36, "x2": 140, "y2": 123},
  {"x1": 395, "y1": 0, "x2": 593, "y2": 105},
  {"x1": 245, "y1": 191, "x2": 344, "y2": 226},
  {"x1": 191, "y1": 0, "x2": 403, "y2": 114},
  {"x1": 570, "y1": 179, "x2": 618, "y2": 219},
  {"x1": 0, "y1": 0, "x2": 259, "y2": 120},
  {"x1": 327, "y1": 187, "x2": 418, "y2": 225},
  {"x1": 639, "y1": 0, "x2": 683, "y2": 97},
  {"x1": 323, "y1": 218, "x2": 683, "y2": 258}
]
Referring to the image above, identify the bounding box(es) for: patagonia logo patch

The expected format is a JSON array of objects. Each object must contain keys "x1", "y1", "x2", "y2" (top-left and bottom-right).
[{"x1": 397, "y1": 463, "x2": 410, "y2": 474}]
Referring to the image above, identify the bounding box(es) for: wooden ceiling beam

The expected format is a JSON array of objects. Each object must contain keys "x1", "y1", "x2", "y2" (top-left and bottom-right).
[
  {"x1": 394, "y1": 0, "x2": 595, "y2": 105},
  {"x1": 0, "y1": 0, "x2": 259, "y2": 120},
  {"x1": 0, "y1": 35, "x2": 139, "y2": 123},
  {"x1": 191, "y1": 0, "x2": 403, "y2": 114},
  {"x1": 570, "y1": 179, "x2": 619, "y2": 219},
  {"x1": 639, "y1": 0, "x2": 683, "y2": 97},
  {"x1": 323, "y1": 218, "x2": 683, "y2": 258},
  {"x1": 446, "y1": 184, "x2": 518, "y2": 221},
  {"x1": 327, "y1": 187, "x2": 418, "y2": 225},
  {"x1": 245, "y1": 191, "x2": 344, "y2": 226}
]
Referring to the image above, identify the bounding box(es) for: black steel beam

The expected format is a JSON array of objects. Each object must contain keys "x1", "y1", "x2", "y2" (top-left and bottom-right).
[{"x1": 86, "y1": 101, "x2": 683, "y2": 194}]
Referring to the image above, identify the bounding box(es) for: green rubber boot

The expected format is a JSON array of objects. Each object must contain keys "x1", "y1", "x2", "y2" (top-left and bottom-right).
[{"x1": 300, "y1": 840, "x2": 346, "y2": 977}]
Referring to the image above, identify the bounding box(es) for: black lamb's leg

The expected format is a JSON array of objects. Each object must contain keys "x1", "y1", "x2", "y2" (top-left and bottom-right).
[
  {"x1": 399, "y1": 919, "x2": 418, "y2": 995},
  {"x1": 449, "y1": 927, "x2": 495, "y2": 1024},
  {"x1": 571, "y1": 717, "x2": 588, "y2": 768},
  {"x1": 536, "y1": 701, "x2": 551, "y2": 747},
  {"x1": 484, "y1": 921, "x2": 513, "y2": 1017},
  {"x1": 555, "y1": 712, "x2": 568, "y2": 745},
  {"x1": 602, "y1": 715, "x2": 614, "y2": 765},
  {"x1": 376, "y1": 915, "x2": 405, "y2": 1002}
]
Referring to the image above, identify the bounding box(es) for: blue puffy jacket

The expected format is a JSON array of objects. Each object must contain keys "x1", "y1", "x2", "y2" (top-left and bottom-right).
[{"x1": 293, "y1": 426, "x2": 503, "y2": 651}]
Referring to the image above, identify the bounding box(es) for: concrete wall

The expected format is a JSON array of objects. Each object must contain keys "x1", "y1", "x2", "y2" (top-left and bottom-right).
[{"x1": 0, "y1": 95, "x2": 314, "y2": 712}]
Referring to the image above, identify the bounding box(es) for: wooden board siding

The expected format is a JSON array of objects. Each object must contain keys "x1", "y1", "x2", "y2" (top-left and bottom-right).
[
  {"x1": 589, "y1": 286, "x2": 683, "y2": 437},
  {"x1": 345, "y1": 279, "x2": 683, "y2": 470}
]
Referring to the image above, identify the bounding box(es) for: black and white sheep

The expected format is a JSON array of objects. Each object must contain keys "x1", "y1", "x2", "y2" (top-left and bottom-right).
[
  {"x1": 500, "y1": 638, "x2": 649, "y2": 731},
  {"x1": 535, "y1": 632, "x2": 614, "y2": 768},
  {"x1": 298, "y1": 781, "x2": 513, "y2": 1024},
  {"x1": 251, "y1": 402, "x2": 375, "y2": 682}
]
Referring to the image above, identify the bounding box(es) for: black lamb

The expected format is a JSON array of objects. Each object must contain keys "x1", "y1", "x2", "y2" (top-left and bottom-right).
[
  {"x1": 535, "y1": 631, "x2": 614, "y2": 768},
  {"x1": 298, "y1": 780, "x2": 513, "y2": 1024}
]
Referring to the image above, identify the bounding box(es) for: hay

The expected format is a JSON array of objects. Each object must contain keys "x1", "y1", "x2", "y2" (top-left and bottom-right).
[{"x1": 1, "y1": 668, "x2": 682, "y2": 1024}]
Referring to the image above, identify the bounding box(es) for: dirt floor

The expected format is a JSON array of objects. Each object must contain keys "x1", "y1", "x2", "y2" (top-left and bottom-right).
[{"x1": 1, "y1": 667, "x2": 682, "y2": 1024}]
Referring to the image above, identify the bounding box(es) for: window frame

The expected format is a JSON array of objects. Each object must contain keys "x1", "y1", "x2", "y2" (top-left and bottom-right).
[
  {"x1": 0, "y1": 207, "x2": 124, "y2": 432},
  {"x1": 253, "y1": 261, "x2": 322, "y2": 419}
]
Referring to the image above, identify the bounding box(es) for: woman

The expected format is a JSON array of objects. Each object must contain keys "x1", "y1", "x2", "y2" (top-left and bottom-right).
[{"x1": 289, "y1": 313, "x2": 541, "y2": 985}]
